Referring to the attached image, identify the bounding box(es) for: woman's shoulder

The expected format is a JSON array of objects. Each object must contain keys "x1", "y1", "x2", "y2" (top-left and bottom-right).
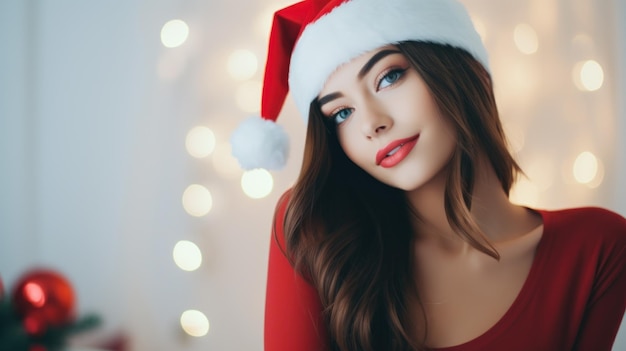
[
  {"x1": 541, "y1": 206, "x2": 626, "y2": 229},
  {"x1": 273, "y1": 189, "x2": 293, "y2": 224},
  {"x1": 542, "y1": 205, "x2": 622, "y2": 218},
  {"x1": 272, "y1": 188, "x2": 294, "y2": 247},
  {"x1": 538, "y1": 206, "x2": 626, "y2": 248}
]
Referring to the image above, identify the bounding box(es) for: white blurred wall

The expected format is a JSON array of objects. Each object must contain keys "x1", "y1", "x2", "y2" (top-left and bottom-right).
[
  {"x1": 0, "y1": 0, "x2": 144, "y2": 344},
  {"x1": 0, "y1": 0, "x2": 624, "y2": 350},
  {"x1": 0, "y1": 1, "x2": 301, "y2": 350},
  {"x1": 612, "y1": 0, "x2": 626, "y2": 348},
  {"x1": 615, "y1": 0, "x2": 626, "y2": 214}
]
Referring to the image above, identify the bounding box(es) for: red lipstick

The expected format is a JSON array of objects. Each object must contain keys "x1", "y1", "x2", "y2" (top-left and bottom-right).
[{"x1": 376, "y1": 134, "x2": 419, "y2": 168}]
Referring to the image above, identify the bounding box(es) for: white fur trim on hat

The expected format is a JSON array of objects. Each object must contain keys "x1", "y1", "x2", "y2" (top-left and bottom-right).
[
  {"x1": 289, "y1": 0, "x2": 488, "y2": 121},
  {"x1": 230, "y1": 116, "x2": 289, "y2": 170}
]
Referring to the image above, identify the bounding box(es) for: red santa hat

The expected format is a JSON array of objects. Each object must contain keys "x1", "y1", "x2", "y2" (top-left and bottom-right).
[{"x1": 231, "y1": 0, "x2": 489, "y2": 170}]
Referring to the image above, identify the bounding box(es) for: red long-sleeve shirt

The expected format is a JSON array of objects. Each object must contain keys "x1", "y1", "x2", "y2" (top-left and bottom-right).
[{"x1": 265, "y1": 194, "x2": 626, "y2": 351}]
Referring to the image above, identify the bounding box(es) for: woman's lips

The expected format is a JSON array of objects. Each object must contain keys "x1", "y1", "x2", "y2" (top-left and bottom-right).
[{"x1": 376, "y1": 134, "x2": 420, "y2": 168}]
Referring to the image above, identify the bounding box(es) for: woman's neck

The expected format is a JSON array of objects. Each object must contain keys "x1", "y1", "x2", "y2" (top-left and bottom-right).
[{"x1": 406, "y1": 156, "x2": 539, "y2": 252}]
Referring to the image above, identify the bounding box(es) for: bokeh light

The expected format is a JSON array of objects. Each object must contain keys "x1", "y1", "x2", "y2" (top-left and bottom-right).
[
  {"x1": 573, "y1": 151, "x2": 598, "y2": 184},
  {"x1": 235, "y1": 81, "x2": 262, "y2": 113},
  {"x1": 227, "y1": 49, "x2": 259, "y2": 81},
  {"x1": 180, "y1": 310, "x2": 210, "y2": 337},
  {"x1": 586, "y1": 158, "x2": 605, "y2": 189},
  {"x1": 182, "y1": 184, "x2": 213, "y2": 217},
  {"x1": 173, "y1": 240, "x2": 203, "y2": 272},
  {"x1": 513, "y1": 23, "x2": 539, "y2": 55},
  {"x1": 161, "y1": 19, "x2": 190, "y2": 48},
  {"x1": 24, "y1": 283, "x2": 46, "y2": 307},
  {"x1": 573, "y1": 60, "x2": 604, "y2": 91},
  {"x1": 186, "y1": 126, "x2": 216, "y2": 158},
  {"x1": 241, "y1": 169, "x2": 274, "y2": 199}
]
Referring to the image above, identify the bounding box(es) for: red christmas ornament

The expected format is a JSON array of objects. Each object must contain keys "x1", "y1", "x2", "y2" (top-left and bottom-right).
[
  {"x1": 0, "y1": 275, "x2": 4, "y2": 300},
  {"x1": 22, "y1": 309, "x2": 49, "y2": 337},
  {"x1": 29, "y1": 344, "x2": 47, "y2": 351},
  {"x1": 12, "y1": 269, "x2": 76, "y2": 333}
]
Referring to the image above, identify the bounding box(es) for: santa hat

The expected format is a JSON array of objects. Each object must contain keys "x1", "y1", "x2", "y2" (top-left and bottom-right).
[{"x1": 230, "y1": 0, "x2": 489, "y2": 170}]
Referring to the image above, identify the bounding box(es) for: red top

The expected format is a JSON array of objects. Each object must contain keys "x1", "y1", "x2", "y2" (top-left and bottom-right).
[{"x1": 265, "y1": 194, "x2": 626, "y2": 351}]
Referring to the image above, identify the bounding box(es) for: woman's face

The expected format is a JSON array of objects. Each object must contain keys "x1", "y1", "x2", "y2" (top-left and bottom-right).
[{"x1": 317, "y1": 45, "x2": 457, "y2": 192}]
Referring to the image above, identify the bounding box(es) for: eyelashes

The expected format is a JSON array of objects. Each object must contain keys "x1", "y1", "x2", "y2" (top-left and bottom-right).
[
  {"x1": 330, "y1": 107, "x2": 353, "y2": 125},
  {"x1": 376, "y1": 67, "x2": 408, "y2": 90}
]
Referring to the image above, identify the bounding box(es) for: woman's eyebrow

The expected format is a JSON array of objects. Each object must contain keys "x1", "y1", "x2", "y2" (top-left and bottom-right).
[
  {"x1": 358, "y1": 49, "x2": 401, "y2": 79},
  {"x1": 318, "y1": 92, "x2": 343, "y2": 108}
]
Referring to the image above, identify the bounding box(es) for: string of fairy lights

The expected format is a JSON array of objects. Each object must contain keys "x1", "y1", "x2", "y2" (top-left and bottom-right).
[
  {"x1": 159, "y1": 16, "x2": 277, "y2": 339},
  {"x1": 466, "y1": 10, "x2": 609, "y2": 207},
  {"x1": 157, "y1": 1, "x2": 610, "y2": 342}
]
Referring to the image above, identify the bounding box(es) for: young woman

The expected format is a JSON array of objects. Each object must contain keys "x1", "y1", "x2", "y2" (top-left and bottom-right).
[{"x1": 231, "y1": 0, "x2": 626, "y2": 350}]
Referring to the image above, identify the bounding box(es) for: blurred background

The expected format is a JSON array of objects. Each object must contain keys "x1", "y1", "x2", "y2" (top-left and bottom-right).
[{"x1": 0, "y1": 0, "x2": 624, "y2": 350}]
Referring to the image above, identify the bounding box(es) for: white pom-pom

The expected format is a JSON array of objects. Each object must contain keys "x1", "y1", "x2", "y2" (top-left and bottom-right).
[{"x1": 230, "y1": 116, "x2": 289, "y2": 170}]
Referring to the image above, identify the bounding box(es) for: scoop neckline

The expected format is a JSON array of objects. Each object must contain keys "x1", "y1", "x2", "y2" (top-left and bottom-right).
[{"x1": 429, "y1": 208, "x2": 552, "y2": 351}]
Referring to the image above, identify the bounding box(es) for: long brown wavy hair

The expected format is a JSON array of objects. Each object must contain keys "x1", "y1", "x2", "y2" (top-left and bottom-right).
[{"x1": 280, "y1": 41, "x2": 522, "y2": 350}]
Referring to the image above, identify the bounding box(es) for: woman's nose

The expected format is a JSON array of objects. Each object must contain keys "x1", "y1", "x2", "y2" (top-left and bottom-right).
[{"x1": 360, "y1": 101, "x2": 393, "y2": 139}]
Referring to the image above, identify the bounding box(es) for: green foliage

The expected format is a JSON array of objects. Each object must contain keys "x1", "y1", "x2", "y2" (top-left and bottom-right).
[{"x1": 0, "y1": 299, "x2": 100, "y2": 351}]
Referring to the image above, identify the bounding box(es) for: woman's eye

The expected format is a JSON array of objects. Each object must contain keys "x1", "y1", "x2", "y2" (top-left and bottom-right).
[
  {"x1": 332, "y1": 108, "x2": 353, "y2": 124},
  {"x1": 377, "y1": 68, "x2": 406, "y2": 90}
]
